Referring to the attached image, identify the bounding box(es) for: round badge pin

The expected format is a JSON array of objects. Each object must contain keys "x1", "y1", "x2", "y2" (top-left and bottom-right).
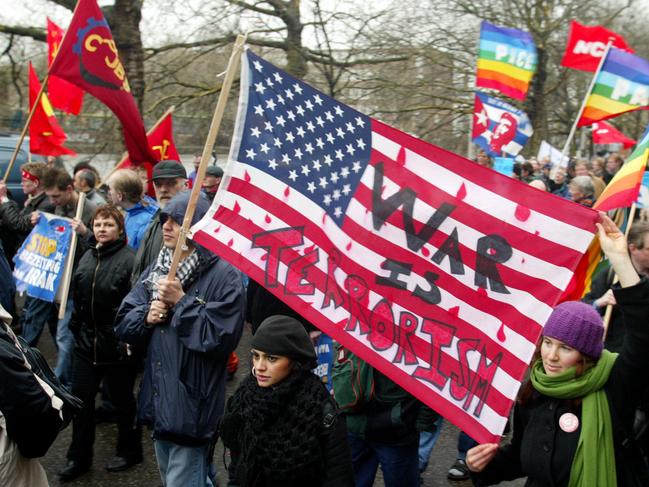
[{"x1": 559, "y1": 412, "x2": 579, "y2": 433}]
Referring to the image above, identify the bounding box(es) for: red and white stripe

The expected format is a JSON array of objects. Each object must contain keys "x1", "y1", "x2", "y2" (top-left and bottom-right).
[{"x1": 193, "y1": 119, "x2": 597, "y2": 443}]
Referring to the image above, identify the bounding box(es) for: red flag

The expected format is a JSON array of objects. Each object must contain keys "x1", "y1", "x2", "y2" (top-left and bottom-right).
[
  {"x1": 592, "y1": 121, "x2": 636, "y2": 148},
  {"x1": 47, "y1": 18, "x2": 84, "y2": 115},
  {"x1": 48, "y1": 0, "x2": 155, "y2": 164},
  {"x1": 115, "y1": 112, "x2": 181, "y2": 196},
  {"x1": 191, "y1": 51, "x2": 598, "y2": 443},
  {"x1": 116, "y1": 113, "x2": 180, "y2": 168},
  {"x1": 561, "y1": 20, "x2": 633, "y2": 72},
  {"x1": 28, "y1": 63, "x2": 76, "y2": 156}
]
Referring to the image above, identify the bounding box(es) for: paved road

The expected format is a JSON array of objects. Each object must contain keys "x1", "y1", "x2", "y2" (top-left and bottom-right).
[{"x1": 37, "y1": 324, "x2": 524, "y2": 487}]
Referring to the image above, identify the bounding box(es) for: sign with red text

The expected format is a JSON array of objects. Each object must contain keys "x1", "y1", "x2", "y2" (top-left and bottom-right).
[{"x1": 192, "y1": 50, "x2": 597, "y2": 443}]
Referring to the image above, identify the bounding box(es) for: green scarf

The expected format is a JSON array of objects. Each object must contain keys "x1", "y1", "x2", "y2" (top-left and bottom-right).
[{"x1": 530, "y1": 350, "x2": 618, "y2": 487}]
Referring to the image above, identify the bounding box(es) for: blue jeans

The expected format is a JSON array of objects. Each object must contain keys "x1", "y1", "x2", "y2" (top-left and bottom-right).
[
  {"x1": 418, "y1": 416, "x2": 444, "y2": 473},
  {"x1": 154, "y1": 439, "x2": 215, "y2": 487},
  {"x1": 347, "y1": 432, "x2": 419, "y2": 487},
  {"x1": 54, "y1": 298, "x2": 74, "y2": 388},
  {"x1": 457, "y1": 430, "x2": 478, "y2": 461},
  {"x1": 20, "y1": 296, "x2": 58, "y2": 347}
]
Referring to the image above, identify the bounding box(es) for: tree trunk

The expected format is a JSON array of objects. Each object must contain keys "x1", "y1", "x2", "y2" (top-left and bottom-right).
[
  {"x1": 282, "y1": 0, "x2": 307, "y2": 78},
  {"x1": 106, "y1": 0, "x2": 145, "y2": 111},
  {"x1": 526, "y1": 44, "x2": 548, "y2": 155}
]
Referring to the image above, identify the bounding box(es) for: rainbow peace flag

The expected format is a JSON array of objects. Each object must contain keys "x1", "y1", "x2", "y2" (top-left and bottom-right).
[
  {"x1": 578, "y1": 47, "x2": 649, "y2": 127},
  {"x1": 476, "y1": 21, "x2": 537, "y2": 101},
  {"x1": 593, "y1": 125, "x2": 649, "y2": 212}
]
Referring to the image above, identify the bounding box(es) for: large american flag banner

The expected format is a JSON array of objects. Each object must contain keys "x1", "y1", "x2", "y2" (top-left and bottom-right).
[{"x1": 192, "y1": 49, "x2": 598, "y2": 443}]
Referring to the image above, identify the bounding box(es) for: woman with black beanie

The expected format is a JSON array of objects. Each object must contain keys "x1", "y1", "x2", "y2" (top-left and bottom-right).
[{"x1": 220, "y1": 315, "x2": 355, "y2": 487}]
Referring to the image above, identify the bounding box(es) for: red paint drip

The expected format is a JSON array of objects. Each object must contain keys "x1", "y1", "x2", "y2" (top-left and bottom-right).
[
  {"x1": 477, "y1": 287, "x2": 487, "y2": 297},
  {"x1": 244, "y1": 171, "x2": 251, "y2": 183},
  {"x1": 322, "y1": 213, "x2": 327, "y2": 225},
  {"x1": 233, "y1": 201, "x2": 241, "y2": 214},
  {"x1": 227, "y1": 238, "x2": 234, "y2": 247},
  {"x1": 214, "y1": 226, "x2": 221, "y2": 233},
  {"x1": 456, "y1": 183, "x2": 467, "y2": 200},
  {"x1": 346, "y1": 241, "x2": 352, "y2": 251},
  {"x1": 396, "y1": 147, "x2": 406, "y2": 166},
  {"x1": 447, "y1": 306, "x2": 459, "y2": 317},
  {"x1": 421, "y1": 247, "x2": 430, "y2": 257},
  {"x1": 260, "y1": 253, "x2": 268, "y2": 261},
  {"x1": 521, "y1": 257, "x2": 526, "y2": 264},
  {"x1": 514, "y1": 204, "x2": 531, "y2": 222},
  {"x1": 284, "y1": 186, "x2": 290, "y2": 197},
  {"x1": 497, "y1": 323, "x2": 507, "y2": 342},
  {"x1": 264, "y1": 214, "x2": 271, "y2": 224}
]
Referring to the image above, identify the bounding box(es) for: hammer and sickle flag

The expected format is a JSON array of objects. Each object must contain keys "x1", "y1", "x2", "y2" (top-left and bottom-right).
[
  {"x1": 115, "y1": 111, "x2": 181, "y2": 195},
  {"x1": 48, "y1": 0, "x2": 155, "y2": 164}
]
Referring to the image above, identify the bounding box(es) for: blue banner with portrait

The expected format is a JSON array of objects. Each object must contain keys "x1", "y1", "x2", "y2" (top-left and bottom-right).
[{"x1": 13, "y1": 214, "x2": 72, "y2": 302}]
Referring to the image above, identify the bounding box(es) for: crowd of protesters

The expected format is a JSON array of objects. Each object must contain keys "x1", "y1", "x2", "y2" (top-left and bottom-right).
[
  {"x1": 474, "y1": 149, "x2": 630, "y2": 209},
  {"x1": 0, "y1": 147, "x2": 648, "y2": 487}
]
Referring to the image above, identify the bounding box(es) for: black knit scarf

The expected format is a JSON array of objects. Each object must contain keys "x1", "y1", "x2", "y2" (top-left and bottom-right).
[{"x1": 220, "y1": 371, "x2": 330, "y2": 486}]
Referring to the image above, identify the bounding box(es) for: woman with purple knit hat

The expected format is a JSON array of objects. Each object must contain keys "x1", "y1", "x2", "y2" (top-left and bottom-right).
[{"x1": 466, "y1": 213, "x2": 649, "y2": 487}]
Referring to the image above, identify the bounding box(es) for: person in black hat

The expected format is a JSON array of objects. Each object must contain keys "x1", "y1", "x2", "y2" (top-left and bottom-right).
[
  {"x1": 220, "y1": 315, "x2": 355, "y2": 487},
  {"x1": 129, "y1": 160, "x2": 187, "y2": 285},
  {"x1": 202, "y1": 165, "x2": 224, "y2": 202}
]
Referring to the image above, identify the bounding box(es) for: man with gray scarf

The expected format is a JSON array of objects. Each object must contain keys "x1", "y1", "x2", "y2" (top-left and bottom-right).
[{"x1": 115, "y1": 191, "x2": 245, "y2": 487}]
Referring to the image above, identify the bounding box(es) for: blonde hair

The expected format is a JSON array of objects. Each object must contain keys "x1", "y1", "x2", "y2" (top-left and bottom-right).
[{"x1": 108, "y1": 169, "x2": 143, "y2": 204}]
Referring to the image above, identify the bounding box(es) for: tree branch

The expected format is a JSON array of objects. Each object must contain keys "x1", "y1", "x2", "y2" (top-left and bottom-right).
[{"x1": 0, "y1": 24, "x2": 45, "y2": 42}]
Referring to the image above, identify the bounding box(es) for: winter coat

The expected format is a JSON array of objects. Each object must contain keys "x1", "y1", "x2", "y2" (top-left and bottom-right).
[
  {"x1": 69, "y1": 234, "x2": 134, "y2": 364},
  {"x1": 221, "y1": 373, "x2": 355, "y2": 487},
  {"x1": 0, "y1": 305, "x2": 59, "y2": 487},
  {"x1": 114, "y1": 248, "x2": 245, "y2": 446},
  {"x1": 0, "y1": 192, "x2": 54, "y2": 259},
  {"x1": 0, "y1": 192, "x2": 54, "y2": 235},
  {"x1": 124, "y1": 201, "x2": 158, "y2": 250},
  {"x1": 336, "y1": 363, "x2": 427, "y2": 447},
  {"x1": 130, "y1": 208, "x2": 162, "y2": 286},
  {"x1": 472, "y1": 278, "x2": 649, "y2": 487},
  {"x1": 582, "y1": 262, "x2": 629, "y2": 352}
]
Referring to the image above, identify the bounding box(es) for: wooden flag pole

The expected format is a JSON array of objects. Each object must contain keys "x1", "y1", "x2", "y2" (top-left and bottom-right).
[
  {"x1": 2, "y1": 74, "x2": 49, "y2": 183},
  {"x1": 559, "y1": 40, "x2": 613, "y2": 166},
  {"x1": 57, "y1": 191, "x2": 86, "y2": 320},
  {"x1": 166, "y1": 34, "x2": 246, "y2": 281},
  {"x1": 4, "y1": 5, "x2": 81, "y2": 184},
  {"x1": 603, "y1": 202, "x2": 637, "y2": 336}
]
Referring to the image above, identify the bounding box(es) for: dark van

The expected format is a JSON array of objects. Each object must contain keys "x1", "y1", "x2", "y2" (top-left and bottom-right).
[{"x1": 0, "y1": 135, "x2": 31, "y2": 207}]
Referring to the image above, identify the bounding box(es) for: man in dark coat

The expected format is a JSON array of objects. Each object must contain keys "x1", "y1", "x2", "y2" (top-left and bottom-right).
[
  {"x1": 130, "y1": 160, "x2": 187, "y2": 286},
  {"x1": 115, "y1": 191, "x2": 245, "y2": 486},
  {"x1": 0, "y1": 162, "x2": 54, "y2": 263}
]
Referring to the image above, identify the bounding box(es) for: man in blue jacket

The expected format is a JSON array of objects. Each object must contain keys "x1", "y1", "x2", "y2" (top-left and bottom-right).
[{"x1": 115, "y1": 191, "x2": 245, "y2": 487}]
